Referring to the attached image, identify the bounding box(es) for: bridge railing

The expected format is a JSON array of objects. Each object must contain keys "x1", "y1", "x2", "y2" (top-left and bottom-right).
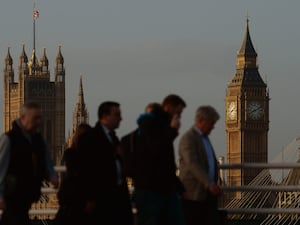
[
  {"x1": 2, "y1": 163, "x2": 300, "y2": 217},
  {"x1": 218, "y1": 162, "x2": 300, "y2": 215}
]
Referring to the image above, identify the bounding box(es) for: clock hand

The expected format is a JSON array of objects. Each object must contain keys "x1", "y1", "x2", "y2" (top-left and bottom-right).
[{"x1": 250, "y1": 106, "x2": 261, "y2": 114}]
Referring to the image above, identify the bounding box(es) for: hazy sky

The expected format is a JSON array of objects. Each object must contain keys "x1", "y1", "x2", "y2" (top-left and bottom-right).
[{"x1": 0, "y1": 0, "x2": 300, "y2": 162}]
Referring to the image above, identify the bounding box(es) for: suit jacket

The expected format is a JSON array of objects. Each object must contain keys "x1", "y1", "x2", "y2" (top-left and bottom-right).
[
  {"x1": 178, "y1": 127, "x2": 218, "y2": 201},
  {"x1": 78, "y1": 122, "x2": 127, "y2": 198},
  {"x1": 77, "y1": 122, "x2": 133, "y2": 225}
]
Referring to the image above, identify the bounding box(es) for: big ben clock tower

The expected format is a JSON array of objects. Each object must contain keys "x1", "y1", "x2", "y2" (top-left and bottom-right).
[{"x1": 225, "y1": 18, "x2": 269, "y2": 188}]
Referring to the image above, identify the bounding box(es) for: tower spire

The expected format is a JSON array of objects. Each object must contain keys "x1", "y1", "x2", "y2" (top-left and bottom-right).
[
  {"x1": 238, "y1": 16, "x2": 257, "y2": 57},
  {"x1": 72, "y1": 75, "x2": 89, "y2": 135},
  {"x1": 230, "y1": 17, "x2": 266, "y2": 87},
  {"x1": 5, "y1": 46, "x2": 13, "y2": 66},
  {"x1": 78, "y1": 74, "x2": 85, "y2": 105}
]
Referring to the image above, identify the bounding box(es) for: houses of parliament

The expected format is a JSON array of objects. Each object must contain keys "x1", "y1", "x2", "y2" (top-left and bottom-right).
[
  {"x1": 3, "y1": 45, "x2": 89, "y2": 164},
  {"x1": 2, "y1": 18, "x2": 269, "y2": 187}
]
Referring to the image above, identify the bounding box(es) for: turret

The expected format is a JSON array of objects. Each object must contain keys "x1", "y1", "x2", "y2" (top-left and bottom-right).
[
  {"x1": 4, "y1": 47, "x2": 13, "y2": 72},
  {"x1": 40, "y1": 47, "x2": 49, "y2": 75},
  {"x1": 55, "y1": 45, "x2": 65, "y2": 82},
  {"x1": 4, "y1": 47, "x2": 14, "y2": 83},
  {"x1": 19, "y1": 44, "x2": 29, "y2": 77}
]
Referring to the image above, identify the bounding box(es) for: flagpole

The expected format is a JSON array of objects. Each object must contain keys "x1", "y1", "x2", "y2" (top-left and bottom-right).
[
  {"x1": 33, "y1": 1, "x2": 36, "y2": 75},
  {"x1": 33, "y1": 2, "x2": 36, "y2": 52}
]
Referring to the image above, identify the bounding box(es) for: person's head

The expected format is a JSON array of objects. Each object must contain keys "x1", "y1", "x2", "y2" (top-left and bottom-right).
[
  {"x1": 144, "y1": 102, "x2": 161, "y2": 113},
  {"x1": 98, "y1": 101, "x2": 122, "y2": 131},
  {"x1": 20, "y1": 101, "x2": 43, "y2": 134},
  {"x1": 162, "y1": 94, "x2": 186, "y2": 118},
  {"x1": 195, "y1": 105, "x2": 220, "y2": 136},
  {"x1": 71, "y1": 123, "x2": 92, "y2": 148}
]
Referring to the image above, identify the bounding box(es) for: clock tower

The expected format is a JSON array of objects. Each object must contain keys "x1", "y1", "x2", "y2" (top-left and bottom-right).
[{"x1": 225, "y1": 18, "x2": 269, "y2": 188}]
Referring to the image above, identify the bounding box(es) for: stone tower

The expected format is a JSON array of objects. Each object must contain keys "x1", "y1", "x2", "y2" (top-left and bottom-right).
[
  {"x1": 3, "y1": 45, "x2": 66, "y2": 164},
  {"x1": 225, "y1": 19, "x2": 269, "y2": 188},
  {"x1": 66, "y1": 75, "x2": 89, "y2": 147}
]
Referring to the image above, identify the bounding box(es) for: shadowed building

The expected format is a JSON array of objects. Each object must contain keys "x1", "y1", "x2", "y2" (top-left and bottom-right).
[{"x1": 3, "y1": 45, "x2": 65, "y2": 164}]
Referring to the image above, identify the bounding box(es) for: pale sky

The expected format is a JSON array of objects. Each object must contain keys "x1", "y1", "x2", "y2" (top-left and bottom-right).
[{"x1": 0, "y1": 0, "x2": 300, "y2": 162}]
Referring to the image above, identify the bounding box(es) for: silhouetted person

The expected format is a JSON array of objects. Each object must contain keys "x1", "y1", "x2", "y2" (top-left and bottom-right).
[
  {"x1": 0, "y1": 101, "x2": 58, "y2": 225},
  {"x1": 54, "y1": 123, "x2": 92, "y2": 225},
  {"x1": 121, "y1": 102, "x2": 161, "y2": 180},
  {"x1": 134, "y1": 94, "x2": 187, "y2": 225},
  {"x1": 78, "y1": 101, "x2": 133, "y2": 225},
  {"x1": 178, "y1": 105, "x2": 223, "y2": 225}
]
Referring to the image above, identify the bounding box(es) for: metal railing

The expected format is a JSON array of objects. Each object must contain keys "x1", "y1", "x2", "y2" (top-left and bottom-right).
[
  {"x1": 218, "y1": 162, "x2": 300, "y2": 215},
  {"x1": 2, "y1": 163, "x2": 300, "y2": 217}
]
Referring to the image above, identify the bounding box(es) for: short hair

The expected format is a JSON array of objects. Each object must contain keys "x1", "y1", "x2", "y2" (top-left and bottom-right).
[
  {"x1": 162, "y1": 94, "x2": 186, "y2": 108},
  {"x1": 195, "y1": 105, "x2": 220, "y2": 122},
  {"x1": 144, "y1": 102, "x2": 161, "y2": 113},
  {"x1": 97, "y1": 101, "x2": 120, "y2": 119},
  {"x1": 21, "y1": 101, "x2": 41, "y2": 116}
]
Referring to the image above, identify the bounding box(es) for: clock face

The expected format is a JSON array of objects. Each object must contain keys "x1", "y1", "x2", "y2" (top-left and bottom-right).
[
  {"x1": 247, "y1": 101, "x2": 264, "y2": 120},
  {"x1": 227, "y1": 101, "x2": 237, "y2": 120}
]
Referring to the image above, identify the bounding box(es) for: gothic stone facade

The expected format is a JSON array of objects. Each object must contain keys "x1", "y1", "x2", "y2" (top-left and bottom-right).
[{"x1": 3, "y1": 45, "x2": 65, "y2": 164}]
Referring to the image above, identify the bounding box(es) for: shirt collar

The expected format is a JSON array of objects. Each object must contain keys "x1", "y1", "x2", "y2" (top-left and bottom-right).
[
  {"x1": 101, "y1": 124, "x2": 111, "y2": 136},
  {"x1": 194, "y1": 126, "x2": 205, "y2": 137}
]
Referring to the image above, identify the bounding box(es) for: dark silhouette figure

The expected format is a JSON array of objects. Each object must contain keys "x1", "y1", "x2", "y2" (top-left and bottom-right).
[
  {"x1": 133, "y1": 95, "x2": 187, "y2": 225},
  {"x1": 77, "y1": 101, "x2": 133, "y2": 225},
  {"x1": 54, "y1": 123, "x2": 92, "y2": 225},
  {"x1": 120, "y1": 102, "x2": 161, "y2": 180}
]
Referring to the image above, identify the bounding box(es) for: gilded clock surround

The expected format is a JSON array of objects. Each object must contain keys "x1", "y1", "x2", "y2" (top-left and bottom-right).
[{"x1": 227, "y1": 101, "x2": 237, "y2": 121}]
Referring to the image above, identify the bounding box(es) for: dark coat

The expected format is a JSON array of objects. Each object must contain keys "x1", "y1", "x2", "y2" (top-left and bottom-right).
[
  {"x1": 78, "y1": 122, "x2": 121, "y2": 195},
  {"x1": 5, "y1": 120, "x2": 46, "y2": 204},
  {"x1": 134, "y1": 110, "x2": 182, "y2": 193},
  {"x1": 120, "y1": 129, "x2": 138, "y2": 179},
  {"x1": 1, "y1": 120, "x2": 47, "y2": 225},
  {"x1": 54, "y1": 147, "x2": 87, "y2": 225},
  {"x1": 77, "y1": 122, "x2": 133, "y2": 225}
]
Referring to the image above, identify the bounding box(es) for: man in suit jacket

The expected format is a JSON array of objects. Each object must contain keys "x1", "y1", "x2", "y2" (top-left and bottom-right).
[
  {"x1": 78, "y1": 101, "x2": 133, "y2": 225},
  {"x1": 178, "y1": 105, "x2": 223, "y2": 225}
]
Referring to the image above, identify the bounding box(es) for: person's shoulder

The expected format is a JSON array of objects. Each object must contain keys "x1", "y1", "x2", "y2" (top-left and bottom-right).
[
  {"x1": 80, "y1": 127, "x2": 97, "y2": 140},
  {"x1": 182, "y1": 127, "x2": 195, "y2": 136},
  {"x1": 0, "y1": 133, "x2": 9, "y2": 139},
  {"x1": 63, "y1": 147, "x2": 78, "y2": 163},
  {"x1": 0, "y1": 133, "x2": 10, "y2": 145},
  {"x1": 179, "y1": 127, "x2": 196, "y2": 141},
  {"x1": 77, "y1": 128, "x2": 95, "y2": 147},
  {"x1": 121, "y1": 129, "x2": 138, "y2": 141}
]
